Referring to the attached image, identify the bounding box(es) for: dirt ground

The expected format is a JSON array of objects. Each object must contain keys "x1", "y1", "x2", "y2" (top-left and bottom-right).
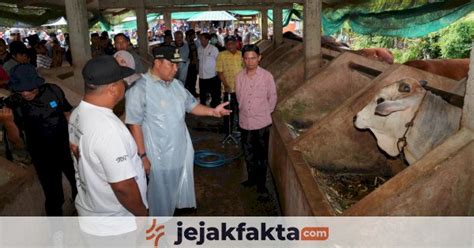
[
  {"x1": 0, "y1": 112, "x2": 281, "y2": 216},
  {"x1": 182, "y1": 115, "x2": 282, "y2": 216}
]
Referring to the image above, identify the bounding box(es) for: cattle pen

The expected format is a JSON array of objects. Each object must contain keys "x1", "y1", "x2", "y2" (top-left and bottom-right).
[{"x1": 265, "y1": 38, "x2": 473, "y2": 216}]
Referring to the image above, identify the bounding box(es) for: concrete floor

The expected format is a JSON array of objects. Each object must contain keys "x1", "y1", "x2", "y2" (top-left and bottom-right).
[{"x1": 181, "y1": 115, "x2": 282, "y2": 216}]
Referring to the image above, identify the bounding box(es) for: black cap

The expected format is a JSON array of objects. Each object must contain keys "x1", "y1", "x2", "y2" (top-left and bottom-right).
[
  {"x1": 152, "y1": 46, "x2": 183, "y2": 63},
  {"x1": 27, "y1": 34, "x2": 40, "y2": 46},
  {"x1": 8, "y1": 64, "x2": 45, "y2": 92},
  {"x1": 9, "y1": 41, "x2": 28, "y2": 56},
  {"x1": 82, "y1": 55, "x2": 135, "y2": 86}
]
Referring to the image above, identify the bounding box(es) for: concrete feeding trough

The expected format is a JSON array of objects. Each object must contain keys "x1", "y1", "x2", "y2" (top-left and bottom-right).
[
  {"x1": 38, "y1": 67, "x2": 83, "y2": 106},
  {"x1": 259, "y1": 38, "x2": 341, "y2": 101},
  {"x1": 276, "y1": 52, "x2": 390, "y2": 138},
  {"x1": 269, "y1": 52, "x2": 472, "y2": 216},
  {"x1": 0, "y1": 156, "x2": 75, "y2": 215},
  {"x1": 255, "y1": 39, "x2": 273, "y2": 57},
  {"x1": 260, "y1": 39, "x2": 301, "y2": 68}
]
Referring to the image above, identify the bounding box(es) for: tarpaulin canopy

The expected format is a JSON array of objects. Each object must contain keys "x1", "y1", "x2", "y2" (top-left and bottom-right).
[
  {"x1": 267, "y1": 9, "x2": 301, "y2": 27},
  {"x1": 41, "y1": 16, "x2": 67, "y2": 26},
  {"x1": 112, "y1": 12, "x2": 201, "y2": 31},
  {"x1": 322, "y1": 0, "x2": 474, "y2": 37},
  {"x1": 172, "y1": 12, "x2": 200, "y2": 20},
  {"x1": 187, "y1": 11, "x2": 236, "y2": 21},
  {"x1": 230, "y1": 10, "x2": 260, "y2": 16}
]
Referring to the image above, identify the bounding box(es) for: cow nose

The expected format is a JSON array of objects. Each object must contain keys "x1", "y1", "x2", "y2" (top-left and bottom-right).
[{"x1": 353, "y1": 115, "x2": 357, "y2": 123}]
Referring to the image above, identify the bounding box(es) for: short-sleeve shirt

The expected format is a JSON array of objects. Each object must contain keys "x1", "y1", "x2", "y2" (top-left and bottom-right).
[
  {"x1": 197, "y1": 44, "x2": 219, "y2": 79},
  {"x1": 215, "y1": 50, "x2": 242, "y2": 93},
  {"x1": 7, "y1": 83, "x2": 72, "y2": 147},
  {"x1": 69, "y1": 101, "x2": 148, "y2": 236}
]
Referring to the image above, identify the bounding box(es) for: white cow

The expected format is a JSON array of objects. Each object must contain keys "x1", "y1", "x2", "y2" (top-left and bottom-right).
[{"x1": 354, "y1": 78, "x2": 462, "y2": 164}]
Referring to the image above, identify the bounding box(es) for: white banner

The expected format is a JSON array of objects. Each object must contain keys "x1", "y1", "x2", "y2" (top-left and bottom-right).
[{"x1": 0, "y1": 217, "x2": 472, "y2": 247}]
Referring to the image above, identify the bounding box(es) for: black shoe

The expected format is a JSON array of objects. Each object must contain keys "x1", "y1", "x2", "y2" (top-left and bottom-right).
[{"x1": 241, "y1": 179, "x2": 257, "y2": 188}]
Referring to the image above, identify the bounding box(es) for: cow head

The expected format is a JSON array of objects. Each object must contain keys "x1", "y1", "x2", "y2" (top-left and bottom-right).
[{"x1": 354, "y1": 78, "x2": 426, "y2": 157}]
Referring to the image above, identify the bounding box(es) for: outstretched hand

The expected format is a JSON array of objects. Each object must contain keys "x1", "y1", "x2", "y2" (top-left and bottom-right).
[{"x1": 211, "y1": 102, "x2": 232, "y2": 117}]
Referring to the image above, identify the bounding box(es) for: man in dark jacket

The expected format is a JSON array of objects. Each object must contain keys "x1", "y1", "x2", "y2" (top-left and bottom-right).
[{"x1": 0, "y1": 64, "x2": 77, "y2": 215}]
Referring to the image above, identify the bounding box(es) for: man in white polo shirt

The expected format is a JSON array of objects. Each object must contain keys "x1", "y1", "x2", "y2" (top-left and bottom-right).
[
  {"x1": 69, "y1": 56, "x2": 148, "y2": 245},
  {"x1": 197, "y1": 32, "x2": 220, "y2": 107}
]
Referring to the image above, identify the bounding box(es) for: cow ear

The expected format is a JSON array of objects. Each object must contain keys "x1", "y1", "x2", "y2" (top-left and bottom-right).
[{"x1": 375, "y1": 100, "x2": 408, "y2": 116}]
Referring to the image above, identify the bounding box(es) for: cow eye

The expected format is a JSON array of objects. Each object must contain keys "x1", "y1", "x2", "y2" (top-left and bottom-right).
[
  {"x1": 398, "y1": 83, "x2": 411, "y2": 93},
  {"x1": 376, "y1": 98, "x2": 385, "y2": 104}
]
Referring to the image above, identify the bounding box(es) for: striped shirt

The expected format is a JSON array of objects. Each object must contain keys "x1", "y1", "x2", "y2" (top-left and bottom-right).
[{"x1": 36, "y1": 54, "x2": 52, "y2": 69}]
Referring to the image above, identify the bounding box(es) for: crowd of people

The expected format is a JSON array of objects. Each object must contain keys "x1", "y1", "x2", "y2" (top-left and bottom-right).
[
  {"x1": 0, "y1": 28, "x2": 71, "y2": 85},
  {"x1": 0, "y1": 26, "x2": 277, "y2": 242}
]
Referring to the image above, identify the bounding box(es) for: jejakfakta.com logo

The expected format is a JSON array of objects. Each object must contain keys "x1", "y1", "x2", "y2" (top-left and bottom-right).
[{"x1": 146, "y1": 218, "x2": 329, "y2": 247}]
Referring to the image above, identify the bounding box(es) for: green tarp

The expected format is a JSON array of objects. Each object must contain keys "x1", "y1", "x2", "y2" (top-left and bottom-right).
[
  {"x1": 0, "y1": 3, "x2": 64, "y2": 27},
  {"x1": 322, "y1": 0, "x2": 474, "y2": 37},
  {"x1": 172, "y1": 12, "x2": 201, "y2": 20},
  {"x1": 229, "y1": 10, "x2": 260, "y2": 16},
  {"x1": 267, "y1": 9, "x2": 301, "y2": 27}
]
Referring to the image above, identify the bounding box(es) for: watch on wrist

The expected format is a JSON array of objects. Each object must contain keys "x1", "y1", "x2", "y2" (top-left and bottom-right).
[{"x1": 138, "y1": 152, "x2": 147, "y2": 159}]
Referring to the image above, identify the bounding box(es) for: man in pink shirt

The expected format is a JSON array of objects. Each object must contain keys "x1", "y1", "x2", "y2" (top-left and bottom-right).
[{"x1": 236, "y1": 44, "x2": 277, "y2": 199}]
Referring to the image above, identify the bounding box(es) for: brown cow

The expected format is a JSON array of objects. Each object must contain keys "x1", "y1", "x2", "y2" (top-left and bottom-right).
[
  {"x1": 403, "y1": 59, "x2": 469, "y2": 81},
  {"x1": 354, "y1": 48, "x2": 394, "y2": 64},
  {"x1": 282, "y1": 31, "x2": 394, "y2": 64}
]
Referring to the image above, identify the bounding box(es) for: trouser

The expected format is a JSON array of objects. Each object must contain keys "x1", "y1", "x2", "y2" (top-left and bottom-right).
[
  {"x1": 29, "y1": 142, "x2": 77, "y2": 216},
  {"x1": 199, "y1": 76, "x2": 221, "y2": 108},
  {"x1": 240, "y1": 125, "x2": 271, "y2": 188},
  {"x1": 223, "y1": 92, "x2": 238, "y2": 134},
  {"x1": 185, "y1": 64, "x2": 198, "y2": 96}
]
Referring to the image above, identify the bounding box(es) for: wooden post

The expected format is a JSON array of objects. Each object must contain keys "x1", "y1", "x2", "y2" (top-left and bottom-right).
[
  {"x1": 164, "y1": 11, "x2": 172, "y2": 31},
  {"x1": 462, "y1": 44, "x2": 474, "y2": 130},
  {"x1": 65, "y1": 0, "x2": 91, "y2": 94},
  {"x1": 273, "y1": 6, "x2": 283, "y2": 46},
  {"x1": 136, "y1": 1, "x2": 149, "y2": 59},
  {"x1": 304, "y1": 0, "x2": 322, "y2": 80},
  {"x1": 261, "y1": 8, "x2": 268, "y2": 40}
]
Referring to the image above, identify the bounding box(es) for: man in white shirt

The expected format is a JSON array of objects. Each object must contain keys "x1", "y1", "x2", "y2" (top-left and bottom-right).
[
  {"x1": 197, "y1": 33, "x2": 221, "y2": 107},
  {"x1": 242, "y1": 25, "x2": 252, "y2": 45},
  {"x1": 69, "y1": 56, "x2": 148, "y2": 245}
]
